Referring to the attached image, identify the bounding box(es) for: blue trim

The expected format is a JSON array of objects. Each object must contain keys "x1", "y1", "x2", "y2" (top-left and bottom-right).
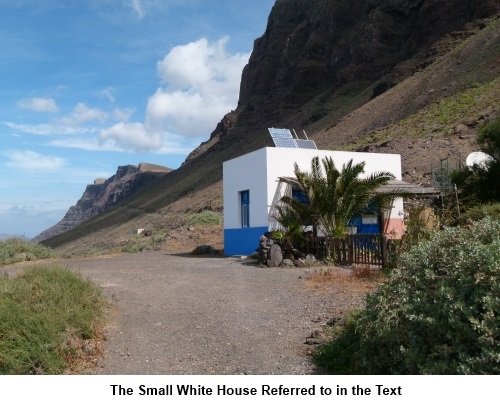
[
  {"x1": 224, "y1": 226, "x2": 268, "y2": 255},
  {"x1": 349, "y1": 216, "x2": 381, "y2": 234}
]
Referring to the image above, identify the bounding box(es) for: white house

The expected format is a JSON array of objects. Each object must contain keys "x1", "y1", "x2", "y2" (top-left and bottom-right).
[{"x1": 223, "y1": 146, "x2": 405, "y2": 256}]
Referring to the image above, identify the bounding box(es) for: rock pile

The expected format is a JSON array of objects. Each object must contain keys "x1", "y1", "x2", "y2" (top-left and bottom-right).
[{"x1": 256, "y1": 233, "x2": 317, "y2": 268}]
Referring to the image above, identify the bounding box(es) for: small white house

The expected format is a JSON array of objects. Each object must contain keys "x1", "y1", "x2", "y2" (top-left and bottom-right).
[{"x1": 223, "y1": 146, "x2": 405, "y2": 256}]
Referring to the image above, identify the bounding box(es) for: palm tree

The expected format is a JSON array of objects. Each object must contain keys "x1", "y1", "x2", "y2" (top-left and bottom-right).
[{"x1": 281, "y1": 156, "x2": 401, "y2": 237}]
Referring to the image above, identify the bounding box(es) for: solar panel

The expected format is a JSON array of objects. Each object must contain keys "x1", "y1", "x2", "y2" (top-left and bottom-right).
[
  {"x1": 268, "y1": 128, "x2": 293, "y2": 139},
  {"x1": 273, "y1": 138, "x2": 298, "y2": 148},
  {"x1": 268, "y1": 127, "x2": 318, "y2": 149},
  {"x1": 295, "y1": 139, "x2": 318, "y2": 149}
]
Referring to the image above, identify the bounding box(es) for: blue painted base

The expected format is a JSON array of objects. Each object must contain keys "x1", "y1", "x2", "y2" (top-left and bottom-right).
[{"x1": 224, "y1": 226, "x2": 269, "y2": 256}]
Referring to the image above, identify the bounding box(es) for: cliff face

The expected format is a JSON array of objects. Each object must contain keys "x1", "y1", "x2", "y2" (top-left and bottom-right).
[
  {"x1": 33, "y1": 163, "x2": 171, "y2": 242},
  {"x1": 195, "y1": 0, "x2": 498, "y2": 152},
  {"x1": 239, "y1": 0, "x2": 497, "y2": 116}
]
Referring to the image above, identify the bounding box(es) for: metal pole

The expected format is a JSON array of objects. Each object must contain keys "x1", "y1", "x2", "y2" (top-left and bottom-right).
[{"x1": 454, "y1": 184, "x2": 460, "y2": 219}]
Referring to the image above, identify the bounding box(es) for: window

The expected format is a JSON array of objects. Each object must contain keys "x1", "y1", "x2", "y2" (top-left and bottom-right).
[
  {"x1": 292, "y1": 188, "x2": 309, "y2": 203},
  {"x1": 361, "y1": 215, "x2": 378, "y2": 225},
  {"x1": 240, "y1": 190, "x2": 249, "y2": 227}
]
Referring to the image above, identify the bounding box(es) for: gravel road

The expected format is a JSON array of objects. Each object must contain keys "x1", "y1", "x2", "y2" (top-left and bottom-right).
[{"x1": 5, "y1": 252, "x2": 369, "y2": 375}]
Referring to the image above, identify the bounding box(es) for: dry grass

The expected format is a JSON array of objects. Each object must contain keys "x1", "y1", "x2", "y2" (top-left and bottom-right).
[
  {"x1": 62, "y1": 327, "x2": 106, "y2": 374},
  {"x1": 304, "y1": 265, "x2": 384, "y2": 294}
]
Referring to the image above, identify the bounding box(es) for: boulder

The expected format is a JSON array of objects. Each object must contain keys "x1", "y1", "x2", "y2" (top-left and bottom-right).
[
  {"x1": 305, "y1": 254, "x2": 317, "y2": 266},
  {"x1": 267, "y1": 244, "x2": 283, "y2": 267},
  {"x1": 192, "y1": 245, "x2": 212, "y2": 255},
  {"x1": 294, "y1": 258, "x2": 306, "y2": 267}
]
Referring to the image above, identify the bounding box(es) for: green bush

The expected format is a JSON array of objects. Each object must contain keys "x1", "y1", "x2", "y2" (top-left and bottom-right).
[
  {"x1": 315, "y1": 218, "x2": 500, "y2": 374},
  {"x1": 0, "y1": 265, "x2": 107, "y2": 374},
  {"x1": 187, "y1": 210, "x2": 222, "y2": 227},
  {"x1": 459, "y1": 203, "x2": 500, "y2": 224},
  {"x1": 0, "y1": 238, "x2": 57, "y2": 265}
]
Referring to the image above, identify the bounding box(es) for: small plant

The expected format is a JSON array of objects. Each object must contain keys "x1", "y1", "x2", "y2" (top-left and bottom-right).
[
  {"x1": 351, "y1": 264, "x2": 373, "y2": 279},
  {"x1": 271, "y1": 205, "x2": 306, "y2": 258}
]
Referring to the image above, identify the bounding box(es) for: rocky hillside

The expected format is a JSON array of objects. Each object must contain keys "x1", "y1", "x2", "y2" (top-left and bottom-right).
[
  {"x1": 33, "y1": 163, "x2": 171, "y2": 242},
  {"x1": 41, "y1": 0, "x2": 499, "y2": 254}
]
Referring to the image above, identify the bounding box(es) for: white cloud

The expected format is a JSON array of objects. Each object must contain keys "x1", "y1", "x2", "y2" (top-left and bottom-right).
[
  {"x1": 17, "y1": 97, "x2": 59, "y2": 113},
  {"x1": 148, "y1": 37, "x2": 248, "y2": 137},
  {"x1": 58, "y1": 103, "x2": 108, "y2": 126},
  {"x1": 99, "y1": 122, "x2": 162, "y2": 152},
  {"x1": 98, "y1": 87, "x2": 116, "y2": 103},
  {"x1": 4, "y1": 103, "x2": 108, "y2": 136},
  {"x1": 98, "y1": 37, "x2": 248, "y2": 153},
  {"x1": 4, "y1": 150, "x2": 65, "y2": 171},
  {"x1": 47, "y1": 137, "x2": 119, "y2": 152},
  {"x1": 3, "y1": 121, "x2": 95, "y2": 136},
  {"x1": 130, "y1": 0, "x2": 145, "y2": 19},
  {"x1": 98, "y1": 122, "x2": 196, "y2": 154},
  {"x1": 146, "y1": 88, "x2": 231, "y2": 136},
  {"x1": 113, "y1": 107, "x2": 135, "y2": 122},
  {"x1": 6, "y1": 37, "x2": 246, "y2": 155}
]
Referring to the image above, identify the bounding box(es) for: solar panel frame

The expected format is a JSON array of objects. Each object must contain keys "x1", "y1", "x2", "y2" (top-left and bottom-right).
[
  {"x1": 295, "y1": 139, "x2": 318, "y2": 150},
  {"x1": 268, "y1": 128, "x2": 293, "y2": 139},
  {"x1": 273, "y1": 138, "x2": 298, "y2": 148}
]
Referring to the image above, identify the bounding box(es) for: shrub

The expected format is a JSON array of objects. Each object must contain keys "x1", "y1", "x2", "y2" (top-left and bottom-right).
[
  {"x1": 187, "y1": 210, "x2": 222, "y2": 227},
  {"x1": 0, "y1": 238, "x2": 57, "y2": 265},
  {"x1": 459, "y1": 203, "x2": 500, "y2": 224},
  {"x1": 0, "y1": 265, "x2": 107, "y2": 374},
  {"x1": 315, "y1": 218, "x2": 500, "y2": 374}
]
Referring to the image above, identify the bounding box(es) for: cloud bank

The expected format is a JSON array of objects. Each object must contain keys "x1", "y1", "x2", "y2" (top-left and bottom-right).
[
  {"x1": 17, "y1": 97, "x2": 59, "y2": 113},
  {"x1": 98, "y1": 37, "x2": 249, "y2": 152},
  {"x1": 5, "y1": 150, "x2": 66, "y2": 171},
  {"x1": 6, "y1": 37, "x2": 247, "y2": 155}
]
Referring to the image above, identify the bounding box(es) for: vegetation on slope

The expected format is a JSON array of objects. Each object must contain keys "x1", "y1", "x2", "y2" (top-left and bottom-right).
[
  {"x1": 0, "y1": 238, "x2": 57, "y2": 265},
  {"x1": 347, "y1": 76, "x2": 500, "y2": 151}
]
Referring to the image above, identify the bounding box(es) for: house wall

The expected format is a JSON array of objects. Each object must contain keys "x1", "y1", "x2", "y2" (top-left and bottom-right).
[
  {"x1": 223, "y1": 148, "x2": 270, "y2": 255},
  {"x1": 223, "y1": 147, "x2": 404, "y2": 255}
]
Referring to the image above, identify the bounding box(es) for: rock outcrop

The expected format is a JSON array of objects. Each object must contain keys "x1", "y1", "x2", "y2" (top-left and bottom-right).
[
  {"x1": 239, "y1": 0, "x2": 498, "y2": 116},
  {"x1": 186, "y1": 0, "x2": 499, "y2": 154},
  {"x1": 33, "y1": 163, "x2": 171, "y2": 242}
]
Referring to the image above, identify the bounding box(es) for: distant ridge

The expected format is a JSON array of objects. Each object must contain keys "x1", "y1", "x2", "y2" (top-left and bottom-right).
[{"x1": 33, "y1": 163, "x2": 172, "y2": 242}]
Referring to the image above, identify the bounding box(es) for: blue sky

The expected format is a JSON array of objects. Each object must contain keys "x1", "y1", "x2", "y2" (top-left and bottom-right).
[{"x1": 0, "y1": 0, "x2": 275, "y2": 238}]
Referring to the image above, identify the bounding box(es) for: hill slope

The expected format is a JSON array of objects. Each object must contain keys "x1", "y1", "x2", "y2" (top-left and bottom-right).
[
  {"x1": 42, "y1": 0, "x2": 500, "y2": 255},
  {"x1": 34, "y1": 163, "x2": 172, "y2": 243}
]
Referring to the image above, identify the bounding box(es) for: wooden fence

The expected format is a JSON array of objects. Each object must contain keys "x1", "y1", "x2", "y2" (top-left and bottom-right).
[{"x1": 303, "y1": 234, "x2": 393, "y2": 267}]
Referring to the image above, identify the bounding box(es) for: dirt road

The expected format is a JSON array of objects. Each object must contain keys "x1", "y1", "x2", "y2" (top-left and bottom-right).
[{"x1": 5, "y1": 252, "x2": 368, "y2": 375}]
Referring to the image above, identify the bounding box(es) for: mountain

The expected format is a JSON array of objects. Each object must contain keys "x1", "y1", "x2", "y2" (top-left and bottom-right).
[
  {"x1": 33, "y1": 163, "x2": 171, "y2": 243},
  {"x1": 41, "y1": 0, "x2": 500, "y2": 255}
]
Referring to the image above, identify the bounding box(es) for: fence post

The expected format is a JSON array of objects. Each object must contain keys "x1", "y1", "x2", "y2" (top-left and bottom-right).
[
  {"x1": 348, "y1": 235, "x2": 354, "y2": 265},
  {"x1": 381, "y1": 235, "x2": 388, "y2": 268}
]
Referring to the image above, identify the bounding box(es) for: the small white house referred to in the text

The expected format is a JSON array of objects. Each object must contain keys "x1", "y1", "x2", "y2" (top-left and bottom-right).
[{"x1": 110, "y1": 383, "x2": 403, "y2": 398}]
